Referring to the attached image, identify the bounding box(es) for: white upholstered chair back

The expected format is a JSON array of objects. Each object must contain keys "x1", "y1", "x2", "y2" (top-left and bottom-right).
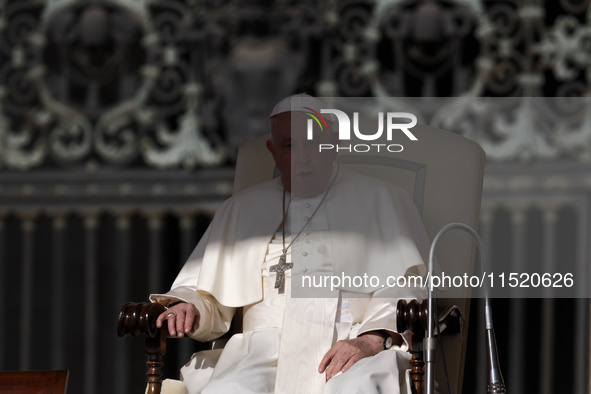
[{"x1": 233, "y1": 124, "x2": 486, "y2": 394}]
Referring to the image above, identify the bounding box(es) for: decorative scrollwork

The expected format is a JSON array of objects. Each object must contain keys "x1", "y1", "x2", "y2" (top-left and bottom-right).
[
  {"x1": 1, "y1": 0, "x2": 590, "y2": 168},
  {"x1": 559, "y1": 0, "x2": 590, "y2": 14},
  {"x1": 142, "y1": 83, "x2": 225, "y2": 168},
  {"x1": 535, "y1": 16, "x2": 591, "y2": 82},
  {"x1": 0, "y1": 0, "x2": 226, "y2": 170},
  {"x1": 430, "y1": 96, "x2": 591, "y2": 162}
]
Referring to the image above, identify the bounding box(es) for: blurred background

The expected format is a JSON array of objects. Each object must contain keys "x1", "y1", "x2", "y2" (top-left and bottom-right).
[{"x1": 0, "y1": 0, "x2": 589, "y2": 392}]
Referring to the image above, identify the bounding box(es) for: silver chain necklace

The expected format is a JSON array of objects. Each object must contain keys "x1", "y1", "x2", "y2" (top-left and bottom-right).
[{"x1": 270, "y1": 164, "x2": 340, "y2": 290}]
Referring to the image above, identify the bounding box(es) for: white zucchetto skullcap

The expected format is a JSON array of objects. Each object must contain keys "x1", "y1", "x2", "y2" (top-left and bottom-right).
[{"x1": 269, "y1": 93, "x2": 330, "y2": 119}]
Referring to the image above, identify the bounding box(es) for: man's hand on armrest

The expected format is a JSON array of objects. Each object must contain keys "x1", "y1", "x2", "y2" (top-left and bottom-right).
[
  {"x1": 156, "y1": 302, "x2": 200, "y2": 338},
  {"x1": 318, "y1": 330, "x2": 403, "y2": 381}
]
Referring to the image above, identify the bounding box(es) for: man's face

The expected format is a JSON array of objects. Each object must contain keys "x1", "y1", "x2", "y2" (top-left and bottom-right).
[{"x1": 267, "y1": 111, "x2": 337, "y2": 197}]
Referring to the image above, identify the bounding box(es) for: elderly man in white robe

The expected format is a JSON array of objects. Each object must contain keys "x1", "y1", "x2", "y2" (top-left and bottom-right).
[{"x1": 150, "y1": 94, "x2": 430, "y2": 394}]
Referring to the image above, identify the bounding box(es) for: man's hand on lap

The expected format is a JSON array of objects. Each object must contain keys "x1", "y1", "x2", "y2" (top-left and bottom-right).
[
  {"x1": 318, "y1": 331, "x2": 386, "y2": 381},
  {"x1": 156, "y1": 302, "x2": 200, "y2": 338}
]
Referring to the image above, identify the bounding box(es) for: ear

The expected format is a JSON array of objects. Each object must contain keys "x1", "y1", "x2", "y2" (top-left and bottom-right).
[{"x1": 266, "y1": 139, "x2": 274, "y2": 155}]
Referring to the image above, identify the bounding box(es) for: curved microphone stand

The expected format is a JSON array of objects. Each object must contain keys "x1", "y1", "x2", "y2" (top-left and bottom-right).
[{"x1": 424, "y1": 223, "x2": 507, "y2": 394}]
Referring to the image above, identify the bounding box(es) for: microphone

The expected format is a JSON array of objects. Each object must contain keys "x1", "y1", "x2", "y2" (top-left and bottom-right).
[{"x1": 424, "y1": 222, "x2": 506, "y2": 394}]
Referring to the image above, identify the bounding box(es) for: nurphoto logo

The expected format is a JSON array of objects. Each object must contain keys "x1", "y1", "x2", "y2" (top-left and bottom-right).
[{"x1": 305, "y1": 108, "x2": 418, "y2": 153}]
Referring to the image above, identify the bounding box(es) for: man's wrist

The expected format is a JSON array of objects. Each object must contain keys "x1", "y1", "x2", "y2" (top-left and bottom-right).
[
  {"x1": 376, "y1": 330, "x2": 393, "y2": 350},
  {"x1": 359, "y1": 330, "x2": 388, "y2": 352}
]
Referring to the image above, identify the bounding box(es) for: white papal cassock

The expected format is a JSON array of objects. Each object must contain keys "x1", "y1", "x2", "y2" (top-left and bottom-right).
[{"x1": 150, "y1": 169, "x2": 430, "y2": 394}]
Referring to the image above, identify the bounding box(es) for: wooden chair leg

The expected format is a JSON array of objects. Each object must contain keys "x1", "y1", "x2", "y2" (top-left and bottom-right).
[
  {"x1": 409, "y1": 350, "x2": 425, "y2": 394},
  {"x1": 145, "y1": 327, "x2": 167, "y2": 394},
  {"x1": 397, "y1": 300, "x2": 428, "y2": 394}
]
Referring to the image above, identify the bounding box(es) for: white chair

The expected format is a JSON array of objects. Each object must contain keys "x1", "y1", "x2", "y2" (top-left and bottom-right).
[{"x1": 233, "y1": 124, "x2": 485, "y2": 394}]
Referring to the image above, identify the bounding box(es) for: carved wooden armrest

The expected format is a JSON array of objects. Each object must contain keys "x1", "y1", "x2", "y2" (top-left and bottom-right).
[
  {"x1": 396, "y1": 299, "x2": 462, "y2": 394},
  {"x1": 397, "y1": 299, "x2": 428, "y2": 394},
  {"x1": 117, "y1": 302, "x2": 168, "y2": 394}
]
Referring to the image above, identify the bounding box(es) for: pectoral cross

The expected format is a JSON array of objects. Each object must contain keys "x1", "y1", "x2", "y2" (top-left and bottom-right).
[{"x1": 270, "y1": 252, "x2": 293, "y2": 291}]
